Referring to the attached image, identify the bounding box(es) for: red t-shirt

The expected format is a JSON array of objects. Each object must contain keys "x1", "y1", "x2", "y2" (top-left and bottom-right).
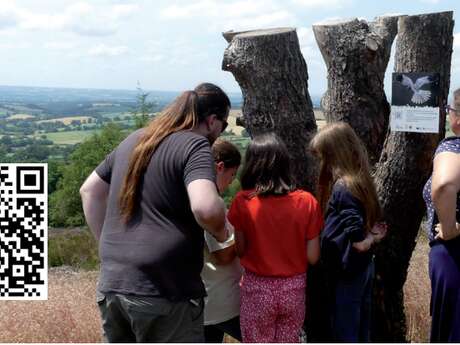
[{"x1": 228, "y1": 189, "x2": 323, "y2": 277}]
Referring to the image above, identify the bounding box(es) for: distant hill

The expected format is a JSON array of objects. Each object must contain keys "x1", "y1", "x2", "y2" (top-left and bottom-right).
[{"x1": 0, "y1": 85, "x2": 321, "y2": 109}]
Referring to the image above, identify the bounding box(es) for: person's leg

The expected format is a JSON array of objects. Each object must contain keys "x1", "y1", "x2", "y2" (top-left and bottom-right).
[
  {"x1": 275, "y1": 284, "x2": 306, "y2": 343},
  {"x1": 240, "y1": 273, "x2": 277, "y2": 342},
  {"x1": 204, "y1": 324, "x2": 225, "y2": 343},
  {"x1": 97, "y1": 293, "x2": 136, "y2": 343},
  {"x1": 213, "y1": 316, "x2": 242, "y2": 342},
  {"x1": 333, "y1": 268, "x2": 368, "y2": 342},
  {"x1": 359, "y1": 260, "x2": 375, "y2": 342},
  {"x1": 121, "y1": 295, "x2": 204, "y2": 343}
]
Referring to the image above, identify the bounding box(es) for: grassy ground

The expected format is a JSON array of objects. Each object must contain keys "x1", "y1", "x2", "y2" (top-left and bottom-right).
[
  {"x1": 44, "y1": 129, "x2": 99, "y2": 145},
  {"x1": 403, "y1": 230, "x2": 431, "y2": 342},
  {"x1": 0, "y1": 227, "x2": 426, "y2": 342},
  {"x1": 0, "y1": 267, "x2": 102, "y2": 343},
  {"x1": 49, "y1": 228, "x2": 99, "y2": 270}
]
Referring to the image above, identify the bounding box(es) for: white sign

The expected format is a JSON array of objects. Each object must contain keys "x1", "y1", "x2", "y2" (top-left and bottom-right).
[{"x1": 390, "y1": 105, "x2": 439, "y2": 133}]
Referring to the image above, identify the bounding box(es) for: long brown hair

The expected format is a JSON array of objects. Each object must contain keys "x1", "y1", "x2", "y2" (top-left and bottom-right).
[
  {"x1": 119, "y1": 83, "x2": 230, "y2": 222},
  {"x1": 240, "y1": 132, "x2": 295, "y2": 196},
  {"x1": 310, "y1": 122, "x2": 381, "y2": 231}
]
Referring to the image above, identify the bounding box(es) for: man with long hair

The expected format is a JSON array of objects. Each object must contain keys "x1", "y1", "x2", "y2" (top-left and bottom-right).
[{"x1": 79, "y1": 83, "x2": 231, "y2": 342}]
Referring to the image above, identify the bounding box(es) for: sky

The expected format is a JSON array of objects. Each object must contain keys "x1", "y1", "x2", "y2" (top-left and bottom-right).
[{"x1": 0, "y1": 0, "x2": 459, "y2": 97}]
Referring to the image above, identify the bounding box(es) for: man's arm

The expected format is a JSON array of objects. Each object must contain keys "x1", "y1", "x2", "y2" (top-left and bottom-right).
[
  {"x1": 187, "y1": 179, "x2": 227, "y2": 242},
  {"x1": 80, "y1": 171, "x2": 110, "y2": 241}
]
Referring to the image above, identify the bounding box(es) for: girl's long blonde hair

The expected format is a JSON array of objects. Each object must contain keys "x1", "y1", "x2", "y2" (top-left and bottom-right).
[{"x1": 310, "y1": 122, "x2": 381, "y2": 231}]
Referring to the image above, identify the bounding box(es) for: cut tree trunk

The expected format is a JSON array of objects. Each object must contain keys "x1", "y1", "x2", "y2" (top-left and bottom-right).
[
  {"x1": 373, "y1": 11, "x2": 454, "y2": 342},
  {"x1": 313, "y1": 16, "x2": 399, "y2": 164},
  {"x1": 222, "y1": 28, "x2": 318, "y2": 192}
]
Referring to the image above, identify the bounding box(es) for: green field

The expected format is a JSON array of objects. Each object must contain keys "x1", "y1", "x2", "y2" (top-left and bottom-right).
[{"x1": 44, "y1": 130, "x2": 100, "y2": 145}]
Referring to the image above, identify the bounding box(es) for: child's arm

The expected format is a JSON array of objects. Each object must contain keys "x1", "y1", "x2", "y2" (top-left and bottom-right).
[
  {"x1": 235, "y1": 230, "x2": 246, "y2": 257},
  {"x1": 352, "y1": 222, "x2": 387, "y2": 252},
  {"x1": 210, "y1": 245, "x2": 236, "y2": 265},
  {"x1": 307, "y1": 236, "x2": 320, "y2": 265},
  {"x1": 352, "y1": 233, "x2": 374, "y2": 252},
  {"x1": 205, "y1": 218, "x2": 237, "y2": 265}
]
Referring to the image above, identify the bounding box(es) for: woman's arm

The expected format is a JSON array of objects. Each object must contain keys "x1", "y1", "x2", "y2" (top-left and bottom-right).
[
  {"x1": 235, "y1": 230, "x2": 246, "y2": 257},
  {"x1": 431, "y1": 152, "x2": 460, "y2": 240}
]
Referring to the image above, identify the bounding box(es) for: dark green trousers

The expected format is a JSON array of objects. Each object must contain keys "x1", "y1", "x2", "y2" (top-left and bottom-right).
[{"x1": 97, "y1": 292, "x2": 204, "y2": 343}]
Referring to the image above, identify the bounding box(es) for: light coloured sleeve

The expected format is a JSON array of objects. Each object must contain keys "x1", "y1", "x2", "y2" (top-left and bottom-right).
[{"x1": 204, "y1": 217, "x2": 235, "y2": 253}]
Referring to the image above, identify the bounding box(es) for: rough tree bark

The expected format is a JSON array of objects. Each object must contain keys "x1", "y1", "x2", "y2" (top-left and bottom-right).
[
  {"x1": 222, "y1": 28, "x2": 318, "y2": 192},
  {"x1": 312, "y1": 16, "x2": 399, "y2": 164},
  {"x1": 372, "y1": 11, "x2": 454, "y2": 342}
]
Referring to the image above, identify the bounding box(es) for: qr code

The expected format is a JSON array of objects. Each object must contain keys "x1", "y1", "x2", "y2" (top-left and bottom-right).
[{"x1": 0, "y1": 164, "x2": 47, "y2": 300}]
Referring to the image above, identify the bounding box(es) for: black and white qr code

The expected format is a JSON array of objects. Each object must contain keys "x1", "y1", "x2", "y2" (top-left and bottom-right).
[{"x1": 0, "y1": 164, "x2": 47, "y2": 300}]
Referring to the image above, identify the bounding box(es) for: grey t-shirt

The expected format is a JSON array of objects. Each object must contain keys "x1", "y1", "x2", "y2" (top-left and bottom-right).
[{"x1": 95, "y1": 129, "x2": 215, "y2": 301}]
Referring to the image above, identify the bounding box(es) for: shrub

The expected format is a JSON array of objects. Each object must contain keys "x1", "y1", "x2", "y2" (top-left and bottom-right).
[{"x1": 48, "y1": 228, "x2": 99, "y2": 270}]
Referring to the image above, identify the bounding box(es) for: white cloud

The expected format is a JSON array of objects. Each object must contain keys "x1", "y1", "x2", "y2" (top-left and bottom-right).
[
  {"x1": 297, "y1": 27, "x2": 316, "y2": 49},
  {"x1": 419, "y1": 0, "x2": 441, "y2": 4},
  {"x1": 296, "y1": 26, "x2": 325, "y2": 72},
  {"x1": 87, "y1": 44, "x2": 129, "y2": 57},
  {"x1": 291, "y1": 0, "x2": 351, "y2": 9},
  {"x1": 223, "y1": 10, "x2": 294, "y2": 30},
  {"x1": 0, "y1": 42, "x2": 31, "y2": 49},
  {"x1": 110, "y1": 4, "x2": 140, "y2": 19},
  {"x1": 0, "y1": 6, "x2": 19, "y2": 30},
  {"x1": 2, "y1": 2, "x2": 139, "y2": 36},
  {"x1": 313, "y1": 16, "x2": 350, "y2": 25},
  {"x1": 454, "y1": 32, "x2": 460, "y2": 49},
  {"x1": 139, "y1": 55, "x2": 165, "y2": 63},
  {"x1": 44, "y1": 41, "x2": 77, "y2": 50},
  {"x1": 162, "y1": 0, "x2": 297, "y2": 31},
  {"x1": 452, "y1": 33, "x2": 460, "y2": 75}
]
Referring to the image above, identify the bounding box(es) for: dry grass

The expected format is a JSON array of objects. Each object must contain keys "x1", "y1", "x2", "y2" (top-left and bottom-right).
[
  {"x1": 228, "y1": 109, "x2": 244, "y2": 136},
  {"x1": 403, "y1": 231, "x2": 431, "y2": 343},
  {"x1": 0, "y1": 267, "x2": 103, "y2": 343},
  {"x1": 0, "y1": 231, "x2": 431, "y2": 343}
]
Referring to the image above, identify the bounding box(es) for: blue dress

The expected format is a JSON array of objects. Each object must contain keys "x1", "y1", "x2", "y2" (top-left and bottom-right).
[
  {"x1": 423, "y1": 136, "x2": 460, "y2": 342},
  {"x1": 322, "y1": 182, "x2": 374, "y2": 342}
]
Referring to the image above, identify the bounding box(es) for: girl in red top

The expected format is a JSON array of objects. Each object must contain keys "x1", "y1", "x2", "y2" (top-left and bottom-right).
[{"x1": 228, "y1": 132, "x2": 323, "y2": 343}]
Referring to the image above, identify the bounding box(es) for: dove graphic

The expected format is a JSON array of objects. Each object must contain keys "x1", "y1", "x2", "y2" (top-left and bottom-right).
[{"x1": 399, "y1": 75, "x2": 432, "y2": 105}]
